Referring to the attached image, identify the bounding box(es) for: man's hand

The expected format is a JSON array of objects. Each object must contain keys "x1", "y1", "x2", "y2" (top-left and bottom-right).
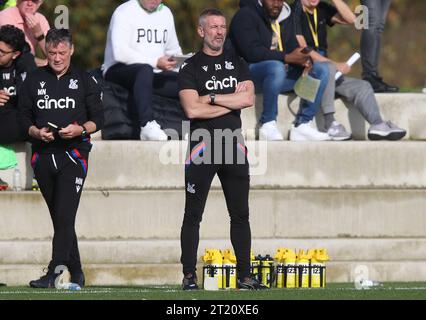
[
  {"x1": 24, "y1": 13, "x2": 43, "y2": 38},
  {"x1": 284, "y1": 48, "x2": 310, "y2": 66},
  {"x1": 59, "y1": 124, "x2": 84, "y2": 140},
  {"x1": 0, "y1": 90, "x2": 10, "y2": 107},
  {"x1": 157, "y1": 56, "x2": 178, "y2": 71},
  {"x1": 336, "y1": 62, "x2": 351, "y2": 74},
  {"x1": 30, "y1": 127, "x2": 55, "y2": 143}
]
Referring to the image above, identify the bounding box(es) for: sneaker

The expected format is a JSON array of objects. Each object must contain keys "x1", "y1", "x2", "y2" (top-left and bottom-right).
[
  {"x1": 140, "y1": 120, "x2": 168, "y2": 141},
  {"x1": 259, "y1": 121, "x2": 284, "y2": 141},
  {"x1": 182, "y1": 273, "x2": 198, "y2": 290},
  {"x1": 0, "y1": 178, "x2": 8, "y2": 191},
  {"x1": 290, "y1": 121, "x2": 331, "y2": 141},
  {"x1": 237, "y1": 276, "x2": 268, "y2": 290},
  {"x1": 71, "y1": 271, "x2": 85, "y2": 288},
  {"x1": 368, "y1": 121, "x2": 406, "y2": 141},
  {"x1": 327, "y1": 121, "x2": 352, "y2": 141},
  {"x1": 29, "y1": 269, "x2": 58, "y2": 289}
]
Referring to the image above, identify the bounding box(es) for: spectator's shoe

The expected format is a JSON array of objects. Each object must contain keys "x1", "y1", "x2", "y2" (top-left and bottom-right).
[
  {"x1": 182, "y1": 273, "x2": 199, "y2": 291},
  {"x1": 327, "y1": 121, "x2": 352, "y2": 141},
  {"x1": 0, "y1": 178, "x2": 8, "y2": 191},
  {"x1": 71, "y1": 271, "x2": 85, "y2": 288},
  {"x1": 290, "y1": 121, "x2": 331, "y2": 141},
  {"x1": 259, "y1": 121, "x2": 284, "y2": 141},
  {"x1": 237, "y1": 276, "x2": 268, "y2": 290},
  {"x1": 363, "y1": 75, "x2": 388, "y2": 93},
  {"x1": 29, "y1": 269, "x2": 57, "y2": 289},
  {"x1": 368, "y1": 121, "x2": 406, "y2": 141},
  {"x1": 140, "y1": 120, "x2": 168, "y2": 141},
  {"x1": 364, "y1": 75, "x2": 399, "y2": 93}
]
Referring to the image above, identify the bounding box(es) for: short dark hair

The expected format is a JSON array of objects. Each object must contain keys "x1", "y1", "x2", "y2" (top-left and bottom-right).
[
  {"x1": 46, "y1": 28, "x2": 73, "y2": 47},
  {"x1": 199, "y1": 8, "x2": 225, "y2": 27},
  {"x1": 0, "y1": 25, "x2": 26, "y2": 52}
]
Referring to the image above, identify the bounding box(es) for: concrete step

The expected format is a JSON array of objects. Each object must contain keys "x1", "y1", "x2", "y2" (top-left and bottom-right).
[
  {"x1": 2, "y1": 261, "x2": 426, "y2": 286},
  {"x1": 242, "y1": 93, "x2": 426, "y2": 140},
  {"x1": 1, "y1": 238, "x2": 426, "y2": 265},
  {"x1": 3, "y1": 141, "x2": 426, "y2": 190},
  {"x1": 1, "y1": 190, "x2": 426, "y2": 240}
]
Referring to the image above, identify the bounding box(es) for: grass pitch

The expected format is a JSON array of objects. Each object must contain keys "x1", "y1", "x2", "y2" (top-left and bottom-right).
[{"x1": 1, "y1": 283, "x2": 426, "y2": 300}]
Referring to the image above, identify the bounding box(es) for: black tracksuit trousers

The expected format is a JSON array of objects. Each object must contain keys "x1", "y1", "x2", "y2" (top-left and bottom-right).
[
  {"x1": 32, "y1": 149, "x2": 88, "y2": 274},
  {"x1": 180, "y1": 141, "x2": 251, "y2": 281}
]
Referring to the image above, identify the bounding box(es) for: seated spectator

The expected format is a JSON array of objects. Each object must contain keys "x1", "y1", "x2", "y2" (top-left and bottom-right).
[
  {"x1": 292, "y1": 0, "x2": 406, "y2": 141},
  {"x1": 0, "y1": 0, "x2": 49, "y2": 66},
  {"x1": 360, "y1": 0, "x2": 398, "y2": 93},
  {"x1": 102, "y1": 0, "x2": 183, "y2": 141},
  {"x1": 229, "y1": 0, "x2": 331, "y2": 141},
  {"x1": 0, "y1": 0, "x2": 16, "y2": 11},
  {"x1": 0, "y1": 24, "x2": 36, "y2": 190}
]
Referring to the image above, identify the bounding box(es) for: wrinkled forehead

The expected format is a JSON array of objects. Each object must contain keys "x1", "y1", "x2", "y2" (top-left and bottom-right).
[{"x1": 203, "y1": 15, "x2": 226, "y2": 27}]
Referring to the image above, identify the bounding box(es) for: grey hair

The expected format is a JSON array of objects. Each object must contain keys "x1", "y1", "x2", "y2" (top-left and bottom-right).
[{"x1": 198, "y1": 8, "x2": 225, "y2": 27}]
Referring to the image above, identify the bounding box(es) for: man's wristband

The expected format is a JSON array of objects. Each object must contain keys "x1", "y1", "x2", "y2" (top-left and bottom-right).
[{"x1": 36, "y1": 34, "x2": 45, "y2": 42}]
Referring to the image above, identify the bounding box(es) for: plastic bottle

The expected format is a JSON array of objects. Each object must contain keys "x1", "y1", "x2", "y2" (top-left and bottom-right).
[
  {"x1": 282, "y1": 249, "x2": 297, "y2": 288},
  {"x1": 311, "y1": 248, "x2": 329, "y2": 288},
  {"x1": 222, "y1": 249, "x2": 237, "y2": 289},
  {"x1": 57, "y1": 282, "x2": 81, "y2": 291},
  {"x1": 261, "y1": 255, "x2": 274, "y2": 288},
  {"x1": 12, "y1": 168, "x2": 22, "y2": 191},
  {"x1": 250, "y1": 251, "x2": 261, "y2": 283},
  {"x1": 274, "y1": 248, "x2": 285, "y2": 288},
  {"x1": 202, "y1": 249, "x2": 223, "y2": 290},
  {"x1": 296, "y1": 249, "x2": 312, "y2": 288}
]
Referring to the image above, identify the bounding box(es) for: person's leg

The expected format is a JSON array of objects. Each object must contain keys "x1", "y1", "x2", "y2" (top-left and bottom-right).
[
  {"x1": 335, "y1": 77, "x2": 383, "y2": 125},
  {"x1": 49, "y1": 151, "x2": 88, "y2": 274},
  {"x1": 105, "y1": 63, "x2": 155, "y2": 127},
  {"x1": 217, "y1": 143, "x2": 251, "y2": 282},
  {"x1": 180, "y1": 141, "x2": 218, "y2": 278},
  {"x1": 373, "y1": 0, "x2": 392, "y2": 76},
  {"x1": 360, "y1": 0, "x2": 381, "y2": 78},
  {"x1": 294, "y1": 61, "x2": 329, "y2": 125},
  {"x1": 153, "y1": 71, "x2": 180, "y2": 99},
  {"x1": 249, "y1": 61, "x2": 287, "y2": 125}
]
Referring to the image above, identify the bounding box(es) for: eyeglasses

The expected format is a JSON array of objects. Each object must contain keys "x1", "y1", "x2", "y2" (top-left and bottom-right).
[{"x1": 0, "y1": 48, "x2": 14, "y2": 56}]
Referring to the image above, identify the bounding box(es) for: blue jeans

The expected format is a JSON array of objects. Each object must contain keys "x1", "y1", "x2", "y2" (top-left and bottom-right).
[{"x1": 249, "y1": 60, "x2": 329, "y2": 125}]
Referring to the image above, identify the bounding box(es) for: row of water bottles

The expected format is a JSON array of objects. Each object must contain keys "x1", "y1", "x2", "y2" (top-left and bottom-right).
[{"x1": 202, "y1": 248, "x2": 329, "y2": 290}]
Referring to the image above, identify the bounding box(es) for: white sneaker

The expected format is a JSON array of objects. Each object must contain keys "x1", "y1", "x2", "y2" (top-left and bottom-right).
[
  {"x1": 140, "y1": 120, "x2": 168, "y2": 141},
  {"x1": 290, "y1": 121, "x2": 331, "y2": 141},
  {"x1": 259, "y1": 121, "x2": 284, "y2": 141}
]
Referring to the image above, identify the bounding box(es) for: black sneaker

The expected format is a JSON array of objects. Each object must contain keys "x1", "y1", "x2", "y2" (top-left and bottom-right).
[
  {"x1": 363, "y1": 75, "x2": 388, "y2": 93},
  {"x1": 237, "y1": 276, "x2": 268, "y2": 290},
  {"x1": 71, "y1": 271, "x2": 85, "y2": 288},
  {"x1": 182, "y1": 273, "x2": 199, "y2": 291},
  {"x1": 29, "y1": 270, "x2": 57, "y2": 289}
]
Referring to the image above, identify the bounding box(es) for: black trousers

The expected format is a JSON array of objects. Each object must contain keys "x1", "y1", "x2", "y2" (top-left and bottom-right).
[
  {"x1": 105, "y1": 63, "x2": 179, "y2": 127},
  {"x1": 180, "y1": 141, "x2": 252, "y2": 281},
  {"x1": 32, "y1": 149, "x2": 89, "y2": 274},
  {"x1": 0, "y1": 109, "x2": 27, "y2": 145}
]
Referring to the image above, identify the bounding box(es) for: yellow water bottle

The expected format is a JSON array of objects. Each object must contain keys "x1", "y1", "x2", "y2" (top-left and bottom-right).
[
  {"x1": 222, "y1": 249, "x2": 237, "y2": 289},
  {"x1": 296, "y1": 250, "x2": 312, "y2": 288},
  {"x1": 282, "y1": 249, "x2": 297, "y2": 288},
  {"x1": 250, "y1": 251, "x2": 261, "y2": 283},
  {"x1": 274, "y1": 248, "x2": 285, "y2": 288},
  {"x1": 202, "y1": 249, "x2": 223, "y2": 290},
  {"x1": 261, "y1": 255, "x2": 274, "y2": 288},
  {"x1": 311, "y1": 248, "x2": 329, "y2": 288}
]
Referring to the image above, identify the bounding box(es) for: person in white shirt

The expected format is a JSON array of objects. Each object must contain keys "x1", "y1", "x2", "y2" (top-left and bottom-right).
[{"x1": 102, "y1": 0, "x2": 182, "y2": 140}]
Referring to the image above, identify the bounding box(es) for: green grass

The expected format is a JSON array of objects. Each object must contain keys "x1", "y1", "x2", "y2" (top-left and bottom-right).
[{"x1": 1, "y1": 283, "x2": 426, "y2": 300}]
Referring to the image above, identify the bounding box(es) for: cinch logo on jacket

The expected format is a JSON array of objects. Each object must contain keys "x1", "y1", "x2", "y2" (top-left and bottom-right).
[
  {"x1": 205, "y1": 76, "x2": 238, "y2": 91},
  {"x1": 36, "y1": 96, "x2": 76, "y2": 110},
  {"x1": 2, "y1": 86, "x2": 16, "y2": 96}
]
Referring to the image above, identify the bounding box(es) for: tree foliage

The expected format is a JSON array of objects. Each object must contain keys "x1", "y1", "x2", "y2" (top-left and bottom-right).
[{"x1": 39, "y1": 0, "x2": 426, "y2": 89}]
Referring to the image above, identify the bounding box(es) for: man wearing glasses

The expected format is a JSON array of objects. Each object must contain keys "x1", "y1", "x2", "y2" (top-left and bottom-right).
[
  {"x1": 0, "y1": 0, "x2": 49, "y2": 66},
  {"x1": 0, "y1": 25, "x2": 36, "y2": 190}
]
